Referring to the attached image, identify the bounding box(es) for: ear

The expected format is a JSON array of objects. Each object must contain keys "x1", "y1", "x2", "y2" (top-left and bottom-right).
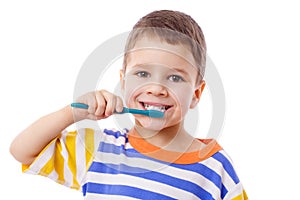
[
  {"x1": 190, "y1": 80, "x2": 206, "y2": 109},
  {"x1": 120, "y1": 69, "x2": 125, "y2": 94}
]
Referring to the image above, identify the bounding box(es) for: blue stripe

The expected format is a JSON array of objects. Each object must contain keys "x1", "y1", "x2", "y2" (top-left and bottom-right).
[
  {"x1": 212, "y1": 152, "x2": 240, "y2": 199},
  {"x1": 97, "y1": 142, "x2": 176, "y2": 164},
  {"x1": 82, "y1": 184, "x2": 87, "y2": 196},
  {"x1": 171, "y1": 162, "x2": 223, "y2": 188},
  {"x1": 96, "y1": 142, "x2": 227, "y2": 198},
  {"x1": 95, "y1": 131, "x2": 236, "y2": 199},
  {"x1": 97, "y1": 142, "x2": 162, "y2": 161},
  {"x1": 103, "y1": 129, "x2": 127, "y2": 139},
  {"x1": 212, "y1": 152, "x2": 240, "y2": 184},
  {"x1": 89, "y1": 162, "x2": 214, "y2": 199},
  {"x1": 220, "y1": 185, "x2": 228, "y2": 199},
  {"x1": 98, "y1": 142, "x2": 125, "y2": 155},
  {"x1": 83, "y1": 182, "x2": 176, "y2": 200}
]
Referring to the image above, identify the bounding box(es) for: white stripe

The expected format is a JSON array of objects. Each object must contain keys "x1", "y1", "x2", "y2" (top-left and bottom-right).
[
  {"x1": 102, "y1": 133, "x2": 127, "y2": 146},
  {"x1": 86, "y1": 172, "x2": 199, "y2": 199},
  {"x1": 75, "y1": 130, "x2": 88, "y2": 186},
  {"x1": 94, "y1": 151, "x2": 220, "y2": 199},
  {"x1": 219, "y1": 150, "x2": 232, "y2": 161},
  {"x1": 26, "y1": 140, "x2": 56, "y2": 175},
  {"x1": 94, "y1": 129, "x2": 103, "y2": 153},
  {"x1": 85, "y1": 192, "x2": 139, "y2": 200},
  {"x1": 76, "y1": 129, "x2": 104, "y2": 186},
  {"x1": 124, "y1": 141, "x2": 134, "y2": 149},
  {"x1": 218, "y1": 149, "x2": 241, "y2": 186},
  {"x1": 203, "y1": 151, "x2": 236, "y2": 190},
  {"x1": 47, "y1": 169, "x2": 58, "y2": 181},
  {"x1": 223, "y1": 182, "x2": 244, "y2": 200},
  {"x1": 60, "y1": 134, "x2": 74, "y2": 187}
]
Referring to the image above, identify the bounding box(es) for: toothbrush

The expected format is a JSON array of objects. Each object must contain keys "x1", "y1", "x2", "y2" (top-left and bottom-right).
[{"x1": 70, "y1": 102, "x2": 164, "y2": 118}]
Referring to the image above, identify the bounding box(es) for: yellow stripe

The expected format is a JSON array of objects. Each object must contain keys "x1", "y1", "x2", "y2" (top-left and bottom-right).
[
  {"x1": 22, "y1": 164, "x2": 30, "y2": 172},
  {"x1": 232, "y1": 190, "x2": 248, "y2": 200},
  {"x1": 84, "y1": 128, "x2": 94, "y2": 169},
  {"x1": 22, "y1": 130, "x2": 95, "y2": 189},
  {"x1": 39, "y1": 155, "x2": 55, "y2": 176},
  {"x1": 54, "y1": 139, "x2": 65, "y2": 184},
  {"x1": 22, "y1": 138, "x2": 58, "y2": 176},
  {"x1": 22, "y1": 137, "x2": 59, "y2": 173},
  {"x1": 66, "y1": 131, "x2": 80, "y2": 189}
]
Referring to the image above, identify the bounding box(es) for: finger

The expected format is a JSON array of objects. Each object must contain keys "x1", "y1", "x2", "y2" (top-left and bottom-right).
[
  {"x1": 86, "y1": 93, "x2": 97, "y2": 114},
  {"x1": 94, "y1": 91, "x2": 106, "y2": 116},
  {"x1": 115, "y1": 96, "x2": 124, "y2": 113},
  {"x1": 102, "y1": 91, "x2": 116, "y2": 116}
]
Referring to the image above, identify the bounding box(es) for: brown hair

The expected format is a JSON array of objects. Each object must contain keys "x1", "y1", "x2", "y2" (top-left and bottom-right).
[{"x1": 123, "y1": 10, "x2": 207, "y2": 82}]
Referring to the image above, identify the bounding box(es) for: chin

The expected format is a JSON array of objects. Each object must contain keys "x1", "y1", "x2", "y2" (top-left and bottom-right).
[{"x1": 135, "y1": 117, "x2": 168, "y2": 131}]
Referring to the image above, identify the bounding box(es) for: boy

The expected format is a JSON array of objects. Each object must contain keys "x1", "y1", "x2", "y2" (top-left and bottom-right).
[{"x1": 10, "y1": 10, "x2": 247, "y2": 199}]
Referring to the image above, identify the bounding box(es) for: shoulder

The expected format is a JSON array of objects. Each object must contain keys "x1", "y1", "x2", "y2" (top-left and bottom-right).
[
  {"x1": 209, "y1": 148, "x2": 240, "y2": 181},
  {"x1": 198, "y1": 140, "x2": 235, "y2": 170},
  {"x1": 198, "y1": 146, "x2": 245, "y2": 199},
  {"x1": 196, "y1": 141, "x2": 241, "y2": 186}
]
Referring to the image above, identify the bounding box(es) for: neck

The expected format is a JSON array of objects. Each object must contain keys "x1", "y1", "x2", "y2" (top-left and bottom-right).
[{"x1": 133, "y1": 121, "x2": 198, "y2": 152}]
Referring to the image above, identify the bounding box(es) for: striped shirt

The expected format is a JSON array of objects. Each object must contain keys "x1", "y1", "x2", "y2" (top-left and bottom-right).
[{"x1": 22, "y1": 128, "x2": 247, "y2": 200}]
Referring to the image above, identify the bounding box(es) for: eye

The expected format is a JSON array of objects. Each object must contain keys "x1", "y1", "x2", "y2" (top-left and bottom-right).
[
  {"x1": 135, "y1": 71, "x2": 151, "y2": 78},
  {"x1": 168, "y1": 75, "x2": 185, "y2": 82}
]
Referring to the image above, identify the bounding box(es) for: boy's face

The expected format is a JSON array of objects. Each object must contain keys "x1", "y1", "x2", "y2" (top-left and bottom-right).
[{"x1": 121, "y1": 37, "x2": 205, "y2": 131}]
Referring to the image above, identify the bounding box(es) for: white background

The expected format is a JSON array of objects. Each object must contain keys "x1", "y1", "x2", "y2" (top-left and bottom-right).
[{"x1": 1, "y1": 0, "x2": 299, "y2": 199}]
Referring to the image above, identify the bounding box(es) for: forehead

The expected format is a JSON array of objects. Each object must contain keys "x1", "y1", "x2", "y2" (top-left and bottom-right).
[{"x1": 126, "y1": 37, "x2": 198, "y2": 73}]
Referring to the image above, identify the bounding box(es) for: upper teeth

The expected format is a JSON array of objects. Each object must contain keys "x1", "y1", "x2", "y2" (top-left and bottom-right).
[{"x1": 144, "y1": 104, "x2": 167, "y2": 112}]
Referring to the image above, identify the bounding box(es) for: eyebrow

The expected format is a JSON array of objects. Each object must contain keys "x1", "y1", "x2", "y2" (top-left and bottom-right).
[
  {"x1": 127, "y1": 63, "x2": 152, "y2": 69},
  {"x1": 129, "y1": 64, "x2": 189, "y2": 72},
  {"x1": 127, "y1": 64, "x2": 192, "y2": 78},
  {"x1": 172, "y1": 67, "x2": 190, "y2": 76}
]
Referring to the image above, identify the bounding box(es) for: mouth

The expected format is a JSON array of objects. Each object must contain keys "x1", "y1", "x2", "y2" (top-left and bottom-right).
[{"x1": 140, "y1": 101, "x2": 173, "y2": 113}]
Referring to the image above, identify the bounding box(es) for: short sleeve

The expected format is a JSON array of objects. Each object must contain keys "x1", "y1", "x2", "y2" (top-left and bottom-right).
[
  {"x1": 216, "y1": 150, "x2": 248, "y2": 200},
  {"x1": 225, "y1": 184, "x2": 248, "y2": 200},
  {"x1": 22, "y1": 128, "x2": 100, "y2": 190}
]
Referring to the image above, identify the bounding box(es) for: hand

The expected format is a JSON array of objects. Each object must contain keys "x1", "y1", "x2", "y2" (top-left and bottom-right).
[{"x1": 72, "y1": 90, "x2": 124, "y2": 121}]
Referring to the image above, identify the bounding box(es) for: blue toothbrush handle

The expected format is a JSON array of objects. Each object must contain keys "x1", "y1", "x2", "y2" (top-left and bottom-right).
[
  {"x1": 119, "y1": 108, "x2": 149, "y2": 116},
  {"x1": 70, "y1": 103, "x2": 89, "y2": 109},
  {"x1": 70, "y1": 103, "x2": 164, "y2": 118},
  {"x1": 115, "y1": 108, "x2": 164, "y2": 118}
]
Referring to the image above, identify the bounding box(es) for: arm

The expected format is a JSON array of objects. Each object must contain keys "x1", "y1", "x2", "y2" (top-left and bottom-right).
[
  {"x1": 10, "y1": 90, "x2": 123, "y2": 165},
  {"x1": 10, "y1": 105, "x2": 74, "y2": 165}
]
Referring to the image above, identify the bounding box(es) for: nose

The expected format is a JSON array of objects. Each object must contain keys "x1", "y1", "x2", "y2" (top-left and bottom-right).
[{"x1": 145, "y1": 84, "x2": 168, "y2": 97}]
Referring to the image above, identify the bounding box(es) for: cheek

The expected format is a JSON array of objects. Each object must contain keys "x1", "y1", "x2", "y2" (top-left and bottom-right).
[
  {"x1": 170, "y1": 85, "x2": 194, "y2": 111},
  {"x1": 123, "y1": 80, "x2": 143, "y2": 106}
]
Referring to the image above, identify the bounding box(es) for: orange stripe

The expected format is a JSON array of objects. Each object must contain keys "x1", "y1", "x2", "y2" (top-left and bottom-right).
[{"x1": 128, "y1": 128, "x2": 222, "y2": 164}]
